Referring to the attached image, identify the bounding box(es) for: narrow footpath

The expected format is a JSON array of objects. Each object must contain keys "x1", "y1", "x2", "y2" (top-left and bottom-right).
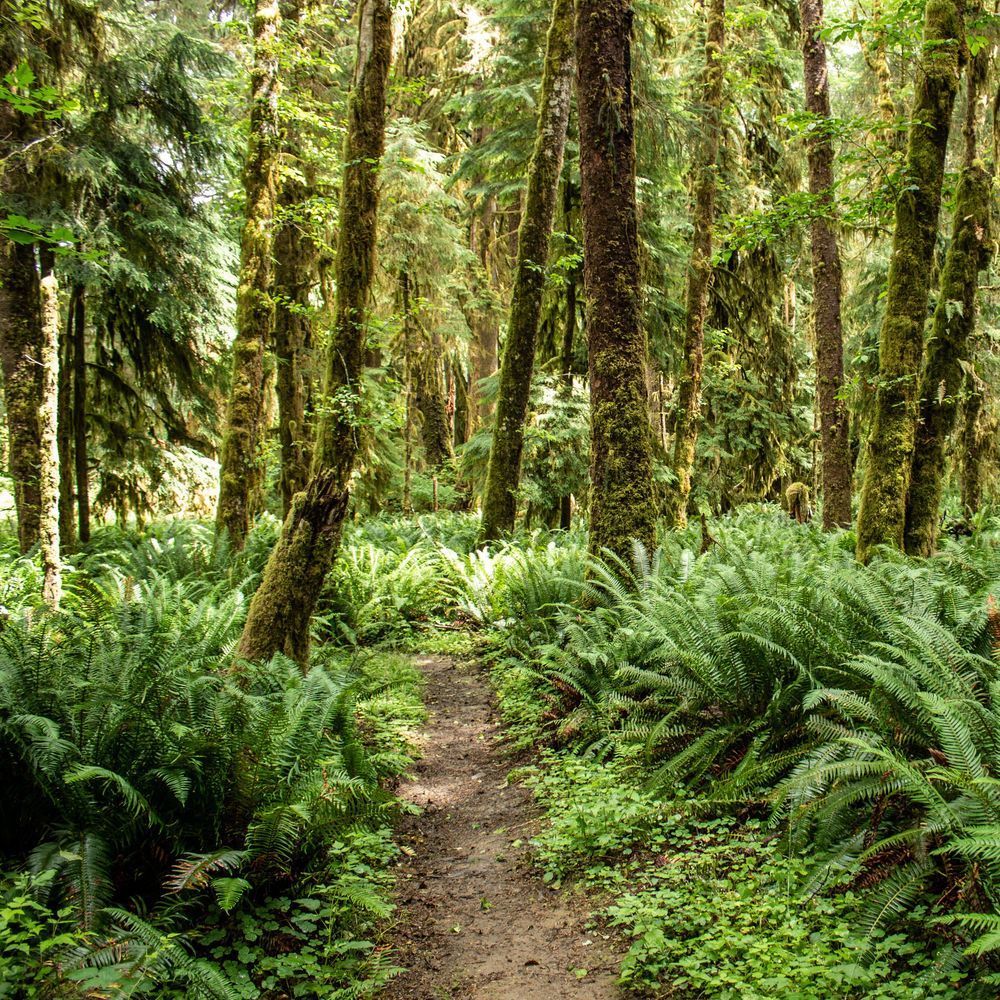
[{"x1": 381, "y1": 655, "x2": 620, "y2": 1000}]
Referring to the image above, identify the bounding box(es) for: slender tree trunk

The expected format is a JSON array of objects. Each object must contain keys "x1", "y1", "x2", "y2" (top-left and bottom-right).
[
  {"x1": 855, "y1": 0, "x2": 963, "y2": 562},
  {"x1": 801, "y1": 0, "x2": 852, "y2": 529},
  {"x1": 479, "y1": 0, "x2": 575, "y2": 540},
  {"x1": 467, "y1": 192, "x2": 499, "y2": 433},
  {"x1": 216, "y1": 0, "x2": 282, "y2": 550},
  {"x1": 904, "y1": 66, "x2": 992, "y2": 555},
  {"x1": 0, "y1": 240, "x2": 43, "y2": 552},
  {"x1": 274, "y1": 171, "x2": 318, "y2": 515},
  {"x1": 401, "y1": 269, "x2": 415, "y2": 512},
  {"x1": 669, "y1": 0, "x2": 725, "y2": 528},
  {"x1": 559, "y1": 241, "x2": 578, "y2": 532},
  {"x1": 37, "y1": 250, "x2": 61, "y2": 609},
  {"x1": 57, "y1": 287, "x2": 75, "y2": 550},
  {"x1": 72, "y1": 287, "x2": 90, "y2": 543},
  {"x1": 237, "y1": 0, "x2": 393, "y2": 666},
  {"x1": 576, "y1": 0, "x2": 656, "y2": 563}
]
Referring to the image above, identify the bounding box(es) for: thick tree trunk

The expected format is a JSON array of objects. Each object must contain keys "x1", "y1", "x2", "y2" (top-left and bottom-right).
[
  {"x1": 72, "y1": 287, "x2": 90, "y2": 543},
  {"x1": 669, "y1": 0, "x2": 725, "y2": 528},
  {"x1": 57, "y1": 287, "x2": 75, "y2": 550},
  {"x1": 0, "y1": 240, "x2": 43, "y2": 552},
  {"x1": 576, "y1": 0, "x2": 656, "y2": 563},
  {"x1": 801, "y1": 0, "x2": 852, "y2": 529},
  {"x1": 414, "y1": 339, "x2": 454, "y2": 469},
  {"x1": 855, "y1": 0, "x2": 963, "y2": 562},
  {"x1": 216, "y1": 0, "x2": 282, "y2": 550},
  {"x1": 37, "y1": 251, "x2": 61, "y2": 609},
  {"x1": 274, "y1": 172, "x2": 318, "y2": 515},
  {"x1": 237, "y1": 0, "x2": 393, "y2": 666},
  {"x1": 479, "y1": 0, "x2": 575, "y2": 540},
  {"x1": 904, "y1": 68, "x2": 992, "y2": 555}
]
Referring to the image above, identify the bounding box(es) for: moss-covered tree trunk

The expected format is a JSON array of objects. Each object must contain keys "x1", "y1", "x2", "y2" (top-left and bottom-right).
[
  {"x1": 854, "y1": 0, "x2": 963, "y2": 562},
  {"x1": 215, "y1": 0, "x2": 282, "y2": 551},
  {"x1": 479, "y1": 0, "x2": 574, "y2": 541},
  {"x1": 903, "y1": 67, "x2": 992, "y2": 554},
  {"x1": 576, "y1": 0, "x2": 656, "y2": 563},
  {"x1": 236, "y1": 0, "x2": 393, "y2": 666},
  {"x1": 274, "y1": 169, "x2": 318, "y2": 515},
  {"x1": 414, "y1": 332, "x2": 454, "y2": 470},
  {"x1": 466, "y1": 191, "x2": 499, "y2": 434},
  {"x1": 57, "y1": 287, "x2": 75, "y2": 550},
  {"x1": 668, "y1": 0, "x2": 725, "y2": 528},
  {"x1": 801, "y1": 0, "x2": 852, "y2": 529},
  {"x1": 71, "y1": 287, "x2": 90, "y2": 543},
  {"x1": 959, "y1": 367, "x2": 987, "y2": 518},
  {"x1": 37, "y1": 250, "x2": 61, "y2": 609},
  {"x1": 0, "y1": 240, "x2": 43, "y2": 552}
]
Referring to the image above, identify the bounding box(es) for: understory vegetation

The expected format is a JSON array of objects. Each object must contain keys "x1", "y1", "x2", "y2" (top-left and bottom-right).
[{"x1": 8, "y1": 507, "x2": 1000, "y2": 995}]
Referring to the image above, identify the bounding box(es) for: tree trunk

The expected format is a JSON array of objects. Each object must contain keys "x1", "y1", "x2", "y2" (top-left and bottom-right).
[
  {"x1": 576, "y1": 0, "x2": 656, "y2": 563},
  {"x1": 559, "y1": 232, "x2": 578, "y2": 532},
  {"x1": 801, "y1": 0, "x2": 852, "y2": 529},
  {"x1": 216, "y1": 0, "x2": 282, "y2": 550},
  {"x1": 479, "y1": 0, "x2": 575, "y2": 541},
  {"x1": 37, "y1": 250, "x2": 61, "y2": 609},
  {"x1": 855, "y1": 0, "x2": 963, "y2": 562},
  {"x1": 413, "y1": 314, "x2": 454, "y2": 469},
  {"x1": 0, "y1": 240, "x2": 43, "y2": 552},
  {"x1": 467, "y1": 192, "x2": 499, "y2": 434},
  {"x1": 903, "y1": 66, "x2": 992, "y2": 555},
  {"x1": 72, "y1": 287, "x2": 90, "y2": 543},
  {"x1": 669, "y1": 0, "x2": 725, "y2": 528},
  {"x1": 274, "y1": 171, "x2": 318, "y2": 515},
  {"x1": 57, "y1": 287, "x2": 75, "y2": 550},
  {"x1": 237, "y1": 0, "x2": 393, "y2": 666}
]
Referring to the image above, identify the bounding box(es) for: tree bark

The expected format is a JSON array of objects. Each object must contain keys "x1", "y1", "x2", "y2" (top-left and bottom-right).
[
  {"x1": 668, "y1": 0, "x2": 725, "y2": 528},
  {"x1": 57, "y1": 286, "x2": 76, "y2": 550},
  {"x1": 467, "y1": 192, "x2": 500, "y2": 434},
  {"x1": 801, "y1": 0, "x2": 852, "y2": 529},
  {"x1": 37, "y1": 250, "x2": 61, "y2": 609},
  {"x1": 959, "y1": 367, "x2": 987, "y2": 519},
  {"x1": 904, "y1": 64, "x2": 992, "y2": 555},
  {"x1": 72, "y1": 287, "x2": 90, "y2": 543},
  {"x1": 479, "y1": 0, "x2": 575, "y2": 541},
  {"x1": 273, "y1": 170, "x2": 318, "y2": 515},
  {"x1": 237, "y1": 0, "x2": 393, "y2": 666},
  {"x1": 855, "y1": 0, "x2": 963, "y2": 562},
  {"x1": 0, "y1": 240, "x2": 43, "y2": 552},
  {"x1": 216, "y1": 0, "x2": 282, "y2": 550},
  {"x1": 576, "y1": 0, "x2": 656, "y2": 563}
]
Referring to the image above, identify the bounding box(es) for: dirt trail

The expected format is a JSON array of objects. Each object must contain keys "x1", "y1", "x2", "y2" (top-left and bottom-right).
[{"x1": 381, "y1": 655, "x2": 620, "y2": 1000}]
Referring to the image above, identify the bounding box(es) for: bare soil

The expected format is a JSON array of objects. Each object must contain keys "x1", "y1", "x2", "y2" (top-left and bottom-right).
[{"x1": 380, "y1": 655, "x2": 621, "y2": 1000}]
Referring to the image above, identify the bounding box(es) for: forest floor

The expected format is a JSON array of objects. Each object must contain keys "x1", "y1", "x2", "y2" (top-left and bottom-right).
[{"x1": 381, "y1": 654, "x2": 621, "y2": 1000}]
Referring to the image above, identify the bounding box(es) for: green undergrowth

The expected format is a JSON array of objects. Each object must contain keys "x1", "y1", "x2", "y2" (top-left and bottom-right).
[
  {"x1": 515, "y1": 752, "x2": 985, "y2": 998},
  {"x1": 0, "y1": 518, "x2": 426, "y2": 999}
]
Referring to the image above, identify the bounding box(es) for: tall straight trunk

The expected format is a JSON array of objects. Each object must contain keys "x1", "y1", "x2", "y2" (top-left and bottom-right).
[
  {"x1": 479, "y1": 0, "x2": 575, "y2": 540},
  {"x1": 401, "y1": 269, "x2": 415, "y2": 512},
  {"x1": 669, "y1": 0, "x2": 725, "y2": 528},
  {"x1": 72, "y1": 287, "x2": 90, "y2": 543},
  {"x1": 216, "y1": 0, "x2": 282, "y2": 550},
  {"x1": 559, "y1": 237, "x2": 578, "y2": 532},
  {"x1": 274, "y1": 170, "x2": 318, "y2": 514},
  {"x1": 37, "y1": 250, "x2": 61, "y2": 609},
  {"x1": 237, "y1": 0, "x2": 393, "y2": 666},
  {"x1": 904, "y1": 66, "x2": 992, "y2": 555},
  {"x1": 855, "y1": 0, "x2": 963, "y2": 562},
  {"x1": 576, "y1": 0, "x2": 656, "y2": 563},
  {"x1": 414, "y1": 332, "x2": 454, "y2": 469},
  {"x1": 0, "y1": 240, "x2": 43, "y2": 552},
  {"x1": 801, "y1": 0, "x2": 852, "y2": 529},
  {"x1": 57, "y1": 287, "x2": 75, "y2": 550},
  {"x1": 467, "y1": 192, "x2": 499, "y2": 433}
]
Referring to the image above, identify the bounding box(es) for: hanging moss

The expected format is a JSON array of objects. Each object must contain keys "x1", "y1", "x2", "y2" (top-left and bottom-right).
[
  {"x1": 215, "y1": 0, "x2": 282, "y2": 551},
  {"x1": 577, "y1": 0, "x2": 657, "y2": 564},
  {"x1": 669, "y1": 0, "x2": 725, "y2": 529},
  {"x1": 480, "y1": 0, "x2": 575, "y2": 542},
  {"x1": 237, "y1": 0, "x2": 393, "y2": 666},
  {"x1": 0, "y1": 240, "x2": 43, "y2": 552},
  {"x1": 854, "y1": 0, "x2": 963, "y2": 563}
]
